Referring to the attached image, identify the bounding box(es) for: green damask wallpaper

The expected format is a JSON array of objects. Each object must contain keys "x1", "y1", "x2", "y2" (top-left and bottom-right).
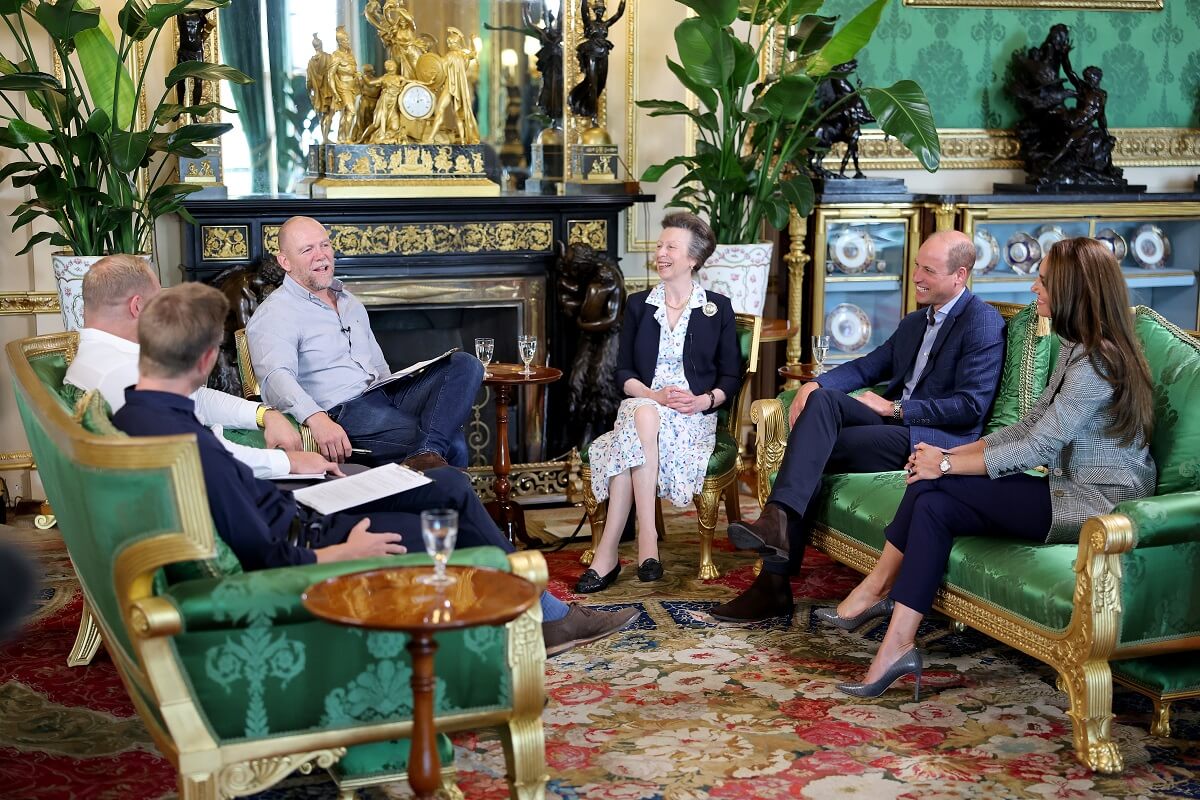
[{"x1": 824, "y1": 0, "x2": 1199, "y2": 129}]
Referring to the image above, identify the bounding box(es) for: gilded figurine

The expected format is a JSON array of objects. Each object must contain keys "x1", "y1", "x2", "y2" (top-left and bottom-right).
[
  {"x1": 568, "y1": 0, "x2": 625, "y2": 121},
  {"x1": 326, "y1": 26, "x2": 361, "y2": 143},
  {"x1": 434, "y1": 27, "x2": 480, "y2": 144},
  {"x1": 351, "y1": 64, "x2": 381, "y2": 142},
  {"x1": 360, "y1": 59, "x2": 407, "y2": 144},
  {"x1": 306, "y1": 33, "x2": 334, "y2": 143}
]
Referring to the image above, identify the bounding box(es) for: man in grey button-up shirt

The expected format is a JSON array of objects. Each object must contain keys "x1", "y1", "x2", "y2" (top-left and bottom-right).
[{"x1": 247, "y1": 216, "x2": 484, "y2": 468}]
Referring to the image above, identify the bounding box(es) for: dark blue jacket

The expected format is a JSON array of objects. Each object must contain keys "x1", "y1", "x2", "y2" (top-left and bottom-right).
[
  {"x1": 613, "y1": 288, "x2": 741, "y2": 413},
  {"x1": 817, "y1": 289, "x2": 1006, "y2": 450}
]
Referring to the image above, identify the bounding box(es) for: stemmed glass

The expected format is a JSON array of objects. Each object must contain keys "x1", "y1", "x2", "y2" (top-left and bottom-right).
[
  {"x1": 418, "y1": 509, "x2": 458, "y2": 586},
  {"x1": 517, "y1": 334, "x2": 537, "y2": 376},
  {"x1": 474, "y1": 337, "x2": 494, "y2": 378},
  {"x1": 812, "y1": 334, "x2": 831, "y2": 375}
]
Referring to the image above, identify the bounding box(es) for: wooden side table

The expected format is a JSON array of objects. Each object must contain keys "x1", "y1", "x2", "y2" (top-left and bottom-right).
[
  {"x1": 302, "y1": 565, "x2": 538, "y2": 800},
  {"x1": 778, "y1": 363, "x2": 821, "y2": 383},
  {"x1": 482, "y1": 363, "x2": 563, "y2": 547}
]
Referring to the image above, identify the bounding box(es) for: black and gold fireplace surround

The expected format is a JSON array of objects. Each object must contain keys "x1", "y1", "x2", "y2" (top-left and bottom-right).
[{"x1": 181, "y1": 194, "x2": 647, "y2": 501}]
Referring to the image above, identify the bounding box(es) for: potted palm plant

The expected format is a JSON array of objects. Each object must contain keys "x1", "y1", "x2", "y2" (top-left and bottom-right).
[
  {"x1": 0, "y1": 0, "x2": 251, "y2": 329},
  {"x1": 638, "y1": 0, "x2": 940, "y2": 315}
]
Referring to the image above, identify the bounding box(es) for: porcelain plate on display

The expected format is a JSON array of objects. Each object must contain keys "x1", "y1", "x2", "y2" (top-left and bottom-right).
[
  {"x1": 1132, "y1": 224, "x2": 1170, "y2": 269},
  {"x1": 1095, "y1": 228, "x2": 1128, "y2": 263},
  {"x1": 973, "y1": 230, "x2": 999, "y2": 274},
  {"x1": 827, "y1": 303, "x2": 872, "y2": 353},
  {"x1": 829, "y1": 227, "x2": 876, "y2": 274},
  {"x1": 1005, "y1": 232, "x2": 1043, "y2": 276}
]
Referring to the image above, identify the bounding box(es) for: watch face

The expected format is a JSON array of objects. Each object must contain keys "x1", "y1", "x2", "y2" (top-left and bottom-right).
[{"x1": 401, "y1": 83, "x2": 435, "y2": 119}]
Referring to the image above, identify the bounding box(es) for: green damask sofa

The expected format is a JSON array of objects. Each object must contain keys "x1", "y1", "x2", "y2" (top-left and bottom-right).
[
  {"x1": 751, "y1": 303, "x2": 1200, "y2": 774},
  {"x1": 9, "y1": 331, "x2": 549, "y2": 799}
]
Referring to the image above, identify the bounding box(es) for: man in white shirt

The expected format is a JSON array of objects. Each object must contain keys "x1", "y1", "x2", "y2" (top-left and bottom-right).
[{"x1": 63, "y1": 254, "x2": 333, "y2": 479}]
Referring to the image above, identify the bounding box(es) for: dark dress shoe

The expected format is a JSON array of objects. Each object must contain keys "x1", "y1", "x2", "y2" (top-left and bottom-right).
[
  {"x1": 837, "y1": 647, "x2": 923, "y2": 700},
  {"x1": 402, "y1": 451, "x2": 450, "y2": 471},
  {"x1": 574, "y1": 564, "x2": 621, "y2": 594},
  {"x1": 709, "y1": 569, "x2": 794, "y2": 622},
  {"x1": 726, "y1": 502, "x2": 790, "y2": 562},
  {"x1": 637, "y1": 558, "x2": 664, "y2": 582}
]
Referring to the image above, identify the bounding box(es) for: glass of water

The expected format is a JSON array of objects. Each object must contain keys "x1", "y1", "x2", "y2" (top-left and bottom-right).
[
  {"x1": 474, "y1": 337, "x2": 494, "y2": 378},
  {"x1": 418, "y1": 509, "x2": 458, "y2": 586},
  {"x1": 517, "y1": 334, "x2": 537, "y2": 376},
  {"x1": 812, "y1": 334, "x2": 831, "y2": 375}
]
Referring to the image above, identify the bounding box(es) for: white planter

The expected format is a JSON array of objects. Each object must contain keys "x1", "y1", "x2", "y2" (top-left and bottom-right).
[
  {"x1": 697, "y1": 241, "x2": 773, "y2": 316},
  {"x1": 52, "y1": 254, "x2": 105, "y2": 331}
]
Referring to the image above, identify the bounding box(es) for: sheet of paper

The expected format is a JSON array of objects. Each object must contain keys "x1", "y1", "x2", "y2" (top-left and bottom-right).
[
  {"x1": 367, "y1": 348, "x2": 459, "y2": 392},
  {"x1": 292, "y1": 463, "x2": 432, "y2": 515},
  {"x1": 274, "y1": 472, "x2": 328, "y2": 481}
]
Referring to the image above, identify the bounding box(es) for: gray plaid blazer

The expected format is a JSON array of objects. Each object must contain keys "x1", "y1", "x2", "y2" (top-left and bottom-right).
[{"x1": 982, "y1": 340, "x2": 1156, "y2": 544}]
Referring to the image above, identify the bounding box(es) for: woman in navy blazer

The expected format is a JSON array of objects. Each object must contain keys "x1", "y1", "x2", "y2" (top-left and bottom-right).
[
  {"x1": 576, "y1": 213, "x2": 741, "y2": 593},
  {"x1": 825, "y1": 238, "x2": 1156, "y2": 700}
]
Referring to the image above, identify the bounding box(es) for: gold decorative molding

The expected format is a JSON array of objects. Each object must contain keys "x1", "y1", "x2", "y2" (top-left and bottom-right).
[
  {"x1": 466, "y1": 459, "x2": 573, "y2": 503},
  {"x1": 567, "y1": 219, "x2": 608, "y2": 250},
  {"x1": 903, "y1": 0, "x2": 1159, "y2": 8},
  {"x1": 0, "y1": 451, "x2": 34, "y2": 470},
  {"x1": 0, "y1": 292, "x2": 59, "y2": 315},
  {"x1": 262, "y1": 221, "x2": 554, "y2": 257},
  {"x1": 219, "y1": 749, "x2": 347, "y2": 797},
  {"x1": 846, "y1": 128, "x2": 1200, "y2": 170},
  {"x1": 200, "y1": 225, "x2": 249, "y2": 261}
]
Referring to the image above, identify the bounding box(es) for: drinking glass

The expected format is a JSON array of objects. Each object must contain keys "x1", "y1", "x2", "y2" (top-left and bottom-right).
[
  {"x1": 812, "y1": 335, "x2": 831, "y2": 375},
  {"x1": 517, "y1": 334, "x2": 537, "y2": 376},
  {"x1": 474, "y1": 337, "x2": 494, "y2": 378},
  {"x1": 418, "y1": 509, "x2": 458, "y2": 586}
]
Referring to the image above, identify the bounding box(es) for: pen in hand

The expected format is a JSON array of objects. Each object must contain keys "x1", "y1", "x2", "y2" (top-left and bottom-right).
[{"x1": 351, "y1": 448, "x2": 372, "y2": 454}]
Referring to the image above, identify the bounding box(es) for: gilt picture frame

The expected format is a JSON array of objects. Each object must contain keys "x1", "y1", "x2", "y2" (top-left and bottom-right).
[{"x1": 902, "y1": 0, "x2": 1161, "y2": 9}]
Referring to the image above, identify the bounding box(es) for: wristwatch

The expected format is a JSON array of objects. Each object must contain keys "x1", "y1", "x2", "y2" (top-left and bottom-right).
[
  {"x1": 705, "y1": 390, "x2": 716, "y2": 410},
  {"x1": 892, "y1": 400, "x2": 903, "y2": 421},
  {"x1": 939, "y1": 452, "x2": 952, "y2": 476},
  {"x1": 256, "y1": 404, "x2": 275, "y2": 428}
]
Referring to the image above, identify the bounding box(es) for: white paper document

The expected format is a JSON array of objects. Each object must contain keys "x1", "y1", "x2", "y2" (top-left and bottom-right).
[
  {"x1": 368, "y1": 348, "x2": 459, "y2": 392},
  {"x1": 274, "y1": 472, "x2": 328, "y2": 481},
  {"x1": 292, "y1": 463, "x2": 433, "y2": 515}
]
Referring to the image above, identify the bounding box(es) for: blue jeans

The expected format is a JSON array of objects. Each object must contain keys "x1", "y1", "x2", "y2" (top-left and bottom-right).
[{"x1": 331, "y1": 352, "x2": 483, "y2": 467}]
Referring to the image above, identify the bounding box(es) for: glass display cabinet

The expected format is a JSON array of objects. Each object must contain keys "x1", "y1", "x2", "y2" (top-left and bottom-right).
[
  {"x1": 807, "y1": 200, "x2": 923, "y2": 366},
  {"x1": 957, "y1": 195, "x2": 1200, "y2": 331}
]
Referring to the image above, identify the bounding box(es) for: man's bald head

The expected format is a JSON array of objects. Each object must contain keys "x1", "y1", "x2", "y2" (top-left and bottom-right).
[
  {"x1": 277, "y1": 216, "x2": 326, "y2": 255},
  {"x1": 924, "y1": 230, "x2": 976, "y2": 275},
  {"x1": 82, "y1": 254, "x2": 161, "y2": 334},
  {"x1": 276, "y1": 216, "x2": 336, "y2": 294}
]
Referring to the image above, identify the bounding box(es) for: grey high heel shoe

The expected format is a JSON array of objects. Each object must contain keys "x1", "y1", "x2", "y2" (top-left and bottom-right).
[
  {"x1": 836, "y1": 647, "x2": 923, "y2": 700},
  {"x1": 814, "y1": 598, "x2": 895, "y2": 631}
]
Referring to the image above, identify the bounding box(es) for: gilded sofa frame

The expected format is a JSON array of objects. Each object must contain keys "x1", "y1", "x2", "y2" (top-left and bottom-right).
[
  {"x1": 749, "y1": 305, "x2": 1200, "y2": 774},
  {"x1": 578, "y1": 313, "x2": 763, "y2": 579},
  {"x1": 9, "y1": 332, "x2": 550, "y2": 800}
]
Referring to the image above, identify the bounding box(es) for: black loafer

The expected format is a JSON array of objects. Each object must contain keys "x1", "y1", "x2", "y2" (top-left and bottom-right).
[
  {"x1": 637, "y1": 558, "x2": 664, "y2": 582},
  {"x1": 575, "y1": 564, "x2": 620, "y2": 594}
]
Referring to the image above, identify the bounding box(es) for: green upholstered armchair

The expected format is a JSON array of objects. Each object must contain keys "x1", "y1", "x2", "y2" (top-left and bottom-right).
[
  {"x1": 748, "y1": 303, "x2": 1200, "y2": 774},
  {"x1": 578, "y1": 313, "x2": 763, "y2": 579},
  {"x1": 9, "y1": 332, "x2": 549, "y2": 799}
]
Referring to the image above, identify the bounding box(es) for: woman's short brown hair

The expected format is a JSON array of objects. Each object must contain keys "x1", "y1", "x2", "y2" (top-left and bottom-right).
[
  {"x1": 662, "y1": 212, "x2": 717, "y2": 271},
  {"x1": 138, "y1": 283, "x2": 229, "y2": 378}
]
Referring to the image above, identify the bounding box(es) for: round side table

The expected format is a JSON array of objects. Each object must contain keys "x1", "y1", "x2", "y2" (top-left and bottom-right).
[
  {"x1": 778, "y1": 363, "x2": 821, "y2": 383},
  {"x1": 482, "y1": 363, "x2": 563, "y2": 547},
  {"x1": 302, "y1": 565, "x2": 537, "y2": 800}
]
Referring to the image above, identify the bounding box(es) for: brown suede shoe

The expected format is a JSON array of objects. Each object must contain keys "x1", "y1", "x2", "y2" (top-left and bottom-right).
[
  {"x1": 543, "y1": 604, "x2": 638, "y2": 657},
  {"x1": 402, "y1": 451, "x2": 450, "y2": 472},
  {"x1": 726, "y1": 502, "x2": 790, "y2": 562},
  {"x1": 709, "y1": 569, "x2": 794, "y2": 622}
]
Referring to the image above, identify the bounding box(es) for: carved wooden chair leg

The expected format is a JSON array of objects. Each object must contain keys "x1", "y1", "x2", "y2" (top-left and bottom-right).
[
  {"x1": 693, "y1": 477, "x2": 725, "y2": 580},
  {"x1": 579, "y1": 465, "x2": 605, "y2": 566},
  {"x1": 68, "y1": 600, "x2": 102, "y2": 667},
  {"x1": 1151, "y1": 699, "x2": 1173, "y2": 738},
  {"x1": 1060, "y1": 661, "x2": 1123, "y2": 774}
]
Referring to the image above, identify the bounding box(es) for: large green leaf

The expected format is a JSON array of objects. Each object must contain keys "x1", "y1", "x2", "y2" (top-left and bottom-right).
[
  {"x1": 665, "y1": 57, "x2": 717, "y2": 111},
  {"x1": 33, "y1": 0, "x2": 99, "y2": 41},
  {"x1": 787, "y1": 14, "x2": 838, "y2": 60},
  {"x1": 0, "y1": 71, "x2": 61, "y2": 91},
  {"x1": 780, "y1": 0, "x2": 824, "y2": 25},
  {"x1": 675, "y1": 18, "x2": 736, "y2": 88},
  {"x1": 861, "y1": 80, "x2": 940, "y2": 172},
  {"x1": 0, "y1": 1, "x2": 31, "y2": 14},
  {"x1": 680, "y1": 0, "x2": 740, "y2": 26},
  {"x1": 729, "y1": 36, "x2": 759, "y2": 89},
  {"x1": 74, "y1": 1, "x2": 136, "y2": 129},
  {"x1": 110, "y1": 128, "x2": 152, "y2": 171},
  {"x1": 153, "y1": 101, "x2": 236, "y2": 124},
  {"x1": 757, "y1": 73, "x2": 816, "y2": 121},
  {"x1": 0, "y1": 160, "x2": 39, "y2": 184},
  {"x1": 642, "y1": 154, "x2": 698, "y2": 183},
  {"x1": 166, "y1": 121, "x2": 231, "y2": 148},
  {"x1": 806, "y1": 0, "x2": 886, "y2": 77},
  {"x1": 778, "y1": 173, "x2": 815, "y2": 218},
  {"x1": 7, "y1": 119, "x2": 53, "y2": 144},
  {"x1": 16, "y1": 230, "x2": 68, "y2": 256},
  {"x1": 165, "y1": 60, "x2": 253, "y2": 87}
]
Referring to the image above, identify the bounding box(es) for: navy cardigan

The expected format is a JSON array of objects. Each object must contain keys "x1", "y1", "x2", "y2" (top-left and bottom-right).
[{"x1": 613, "y1": 288, "x2": 741, "y2": 414}]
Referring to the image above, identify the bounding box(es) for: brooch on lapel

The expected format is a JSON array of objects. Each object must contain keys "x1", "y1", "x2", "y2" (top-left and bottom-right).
[{"x1": 702, "y1": 302, "x2": 717, "y2": 317}]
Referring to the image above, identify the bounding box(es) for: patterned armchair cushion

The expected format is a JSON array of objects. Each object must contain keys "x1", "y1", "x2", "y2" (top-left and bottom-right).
[
  {"x1": 1134, "y1": 307, "x2": 1200, "y2": 495},
  {"x1": 166, "y1": 547, "x2": 515, "y2": 742}
]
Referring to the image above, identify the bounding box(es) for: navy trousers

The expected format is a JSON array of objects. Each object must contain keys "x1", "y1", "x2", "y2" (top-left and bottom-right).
[
  {"x1": 886, "y1": 473, "x2": 1052, "y2": 615},
  {"x1": 330, "y1": 351, "x2": 484, "y2": 467},
  {"x1": 765, "y1": 388, "x2": 912, "y2": 577}
]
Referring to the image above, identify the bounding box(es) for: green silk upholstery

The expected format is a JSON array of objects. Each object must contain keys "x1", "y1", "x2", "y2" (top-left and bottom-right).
[
  {"x1": 984, "y1": 302, "x2": 1060, "y2": 434},
  {"x1": 1134, "y1": 308, "x2": 1200, "y2": 495},
  {"x1": 1113, "y1": 653, "x2": 1200, "y2": 696}
]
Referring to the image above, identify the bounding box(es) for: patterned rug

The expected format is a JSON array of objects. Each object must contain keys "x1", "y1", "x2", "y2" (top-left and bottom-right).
[{"x1": 2, "y1": 497, "x2": 1199, "y2": 799}]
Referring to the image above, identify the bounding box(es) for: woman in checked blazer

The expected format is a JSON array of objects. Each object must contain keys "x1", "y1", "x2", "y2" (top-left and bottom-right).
[{"x1": 823, "y1": 237, "x2": 1157, "y2": 700}]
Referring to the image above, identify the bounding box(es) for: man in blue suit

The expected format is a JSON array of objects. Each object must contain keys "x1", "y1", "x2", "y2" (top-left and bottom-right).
[{"x1": 712, "y1": 230, "x2": 1005, "y2": 621}]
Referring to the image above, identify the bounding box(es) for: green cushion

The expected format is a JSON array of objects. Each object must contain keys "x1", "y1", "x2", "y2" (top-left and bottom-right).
[
  {"x1": 28, "y1": 352, "x2": 71, "y2": 403},
  {"x1": 1134, "y1": 307, "x2": 1200, "y2": 495},
  {"x1": 984, "y1": 302, "x2": 1060, "y2": 434},
  {"x1": 1113, "y1": 653, "x2": 1200, "y2": 696}
]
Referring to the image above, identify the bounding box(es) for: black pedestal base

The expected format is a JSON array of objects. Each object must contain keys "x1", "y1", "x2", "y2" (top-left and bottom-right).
[
  {"x1": 815, "y1": 177, "x2": 907, "y2": 194},
  {"x1": 994, "y1": 182, "x2": 1148, "y2": 194}
]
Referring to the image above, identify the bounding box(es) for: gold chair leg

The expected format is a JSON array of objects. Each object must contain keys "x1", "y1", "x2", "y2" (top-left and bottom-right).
[
  {"x1": 1060, "y1": 661, "x2": 1123, "y2": 774},
  {"x1": 178, "y1": 774, "x2": 219, "y2": 799},
  {"x1": 68, "y1": 600, "x2": 102, "y2": 667},
  {"x1": 35, "y1": 500, "x2": 56, "y2": 530},
  {"x1": 1151, "y1": 699, "x2": 1173, "y2": 738},
  {"x1": 694, "y1": 484, "x2": 722, "y2": 580},
  {"x1": 499, "y1": 716, "x2": 549, "y2": 800},
  {"x1": 579, "y1": 467, "x2": 604, "y2": 566}
]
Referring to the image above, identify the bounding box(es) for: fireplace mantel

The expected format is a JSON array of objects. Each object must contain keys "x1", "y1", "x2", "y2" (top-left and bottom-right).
[{"x1": 180, "y1": 192, "x2": 650, "y2": 458}]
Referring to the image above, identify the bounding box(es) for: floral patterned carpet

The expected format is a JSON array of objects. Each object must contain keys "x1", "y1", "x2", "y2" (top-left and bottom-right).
[{"x1": 1, "y1": 497, "x2": 1199, "y2": 799}]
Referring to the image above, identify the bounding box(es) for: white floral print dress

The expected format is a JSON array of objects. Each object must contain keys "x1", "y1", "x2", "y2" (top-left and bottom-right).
[{"x1": 589, "y1": 281, "x2": 719, "y2": 507}]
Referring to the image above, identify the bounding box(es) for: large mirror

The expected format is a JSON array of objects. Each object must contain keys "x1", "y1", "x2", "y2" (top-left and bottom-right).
[{"x1": 216, "y1": 0, "x2": 563, "y2": 196}]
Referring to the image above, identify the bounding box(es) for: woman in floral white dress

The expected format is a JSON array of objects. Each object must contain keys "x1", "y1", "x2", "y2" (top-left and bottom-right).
[{"x1": 576, "y1": 213, "x2": 741, "y2": 593}]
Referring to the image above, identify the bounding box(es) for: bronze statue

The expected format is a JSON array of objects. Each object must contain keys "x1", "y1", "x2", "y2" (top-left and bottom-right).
[
  {"x1": 556, "y1": 243, "x2": 626, "y2": 448},
  {"x1": 209, "y1": 257, "x2": 285, "y2": 396},
  {"x1": 808, "y1": 60, "x2": 875, "y2": 179},
  {"x1": 568, "y1": 0, "x2": 625, "y2": 121},
  {"x1": 175, "y1": 10, "x2": 215, "y2": 117},
  {"x1": 306, "y1": 33, "x2": 334, "y2": 143},
  {"x1": 487, "y1": 4, "x2": 563, "y2": 120},
  {"x1": 1006, "y1": 24, "x2": 1125, "y2": 187}
]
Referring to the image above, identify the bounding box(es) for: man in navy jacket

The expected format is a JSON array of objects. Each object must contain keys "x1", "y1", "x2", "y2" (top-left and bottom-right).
[{"x1": 712, "y1": 230, "x2": 1006, "y2": 621}]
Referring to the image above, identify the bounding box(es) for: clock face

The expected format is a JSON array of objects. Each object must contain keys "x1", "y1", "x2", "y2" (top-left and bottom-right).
[{"x1": 401, "y1": 84, "x2": 435, "y2": 120}]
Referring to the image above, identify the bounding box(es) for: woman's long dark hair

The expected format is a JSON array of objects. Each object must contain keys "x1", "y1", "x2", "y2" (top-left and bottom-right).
[{"x1": 1042, "y1": 237, "x2": 1154, "y2": 446}]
